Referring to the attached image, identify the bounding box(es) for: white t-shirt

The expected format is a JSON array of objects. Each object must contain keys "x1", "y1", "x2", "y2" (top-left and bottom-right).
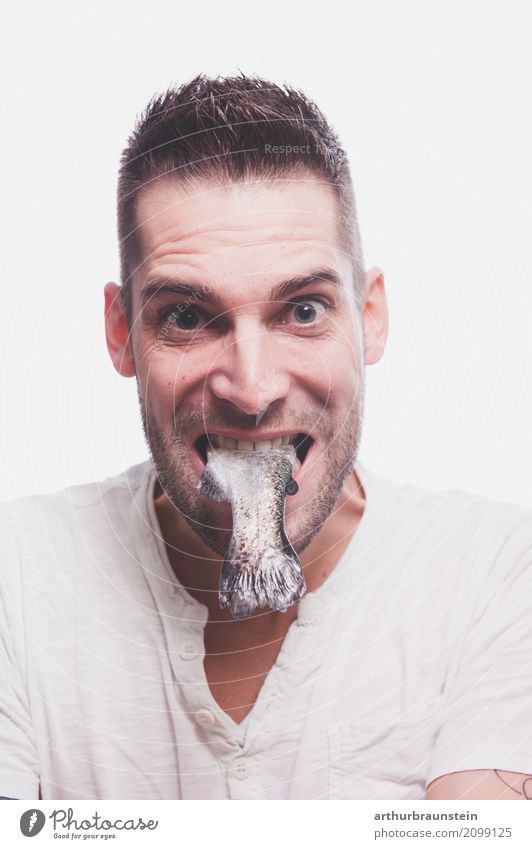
[{"x1": 1, "y1": 458, "x2": 532, "y2": 800}]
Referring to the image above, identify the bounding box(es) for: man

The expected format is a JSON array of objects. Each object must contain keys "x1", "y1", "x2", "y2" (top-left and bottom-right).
[{"x1": 1, "y1": 74, "x2": 531, "y2": 801}]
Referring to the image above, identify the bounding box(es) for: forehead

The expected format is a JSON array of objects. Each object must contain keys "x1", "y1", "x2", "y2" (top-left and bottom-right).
[{"x1": 134, "y1": 176, "x2": 347, "y2": 286}]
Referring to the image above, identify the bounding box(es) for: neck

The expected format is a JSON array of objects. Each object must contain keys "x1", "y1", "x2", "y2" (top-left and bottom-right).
[{"x1": 153, "y1": 469, "x2": 366, "y2": 631}]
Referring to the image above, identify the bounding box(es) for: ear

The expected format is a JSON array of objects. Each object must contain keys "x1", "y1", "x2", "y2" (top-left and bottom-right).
[
  {"x1": 104, "y1": 282, "x2": 136, "y2": 377},
  {"x1": 362, "y1": 266, "x2": 388, "y2": 365}
]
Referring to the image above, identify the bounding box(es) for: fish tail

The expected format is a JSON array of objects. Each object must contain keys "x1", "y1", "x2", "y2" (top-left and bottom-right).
[
  {"x1": 219, "y1": 544, "x2": 306, "y2": 619},
  {"x1": 256, "y1": 546, "x2": 307, "y2": 613}
]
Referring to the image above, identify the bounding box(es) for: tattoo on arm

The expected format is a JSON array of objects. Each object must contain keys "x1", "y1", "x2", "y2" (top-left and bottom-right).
[{"x1": 494, "y1": 770, "x2": 532, "y2": 798}]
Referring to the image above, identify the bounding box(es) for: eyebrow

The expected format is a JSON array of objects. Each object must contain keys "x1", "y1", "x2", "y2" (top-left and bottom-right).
[{"x1": 139, "y1": 267, "x2": 343, "y2": 307}]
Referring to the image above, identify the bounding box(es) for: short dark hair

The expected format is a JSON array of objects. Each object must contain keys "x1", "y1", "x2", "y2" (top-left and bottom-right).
[{"x1": 117, "y1": 73, "x2": 365, "y2": 323}]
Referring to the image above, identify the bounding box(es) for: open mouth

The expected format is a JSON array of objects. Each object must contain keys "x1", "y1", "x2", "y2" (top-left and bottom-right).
[{"x1": 194, "y1": 431, "x2": 314, "y2": 469}]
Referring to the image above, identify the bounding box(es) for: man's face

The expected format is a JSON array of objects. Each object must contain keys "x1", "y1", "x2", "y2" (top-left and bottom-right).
[{"x1": 107, "y1": 176, "x2": 384, "y2": 556}]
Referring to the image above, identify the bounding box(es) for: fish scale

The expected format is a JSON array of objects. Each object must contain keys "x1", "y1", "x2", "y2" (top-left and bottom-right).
[{"x1": 198, "y1": 445, "x2": 306, "y2": 619}]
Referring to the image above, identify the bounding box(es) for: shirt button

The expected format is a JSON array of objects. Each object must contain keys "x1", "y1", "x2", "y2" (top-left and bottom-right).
[
  {"x1": 179, "y1": 640, "x2": 201, "y2": 660},
  {"x1": 229, "y1": 757, "x2": 249, "y2": 780},
  {"x1": 194, "y1": 709, "x2": 216, "y2": 729}
]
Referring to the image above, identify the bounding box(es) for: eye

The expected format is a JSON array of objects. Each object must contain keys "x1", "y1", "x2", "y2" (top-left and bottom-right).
[
  {"x1": 174, "y1": 308, "x2": 200, "y2": 329},
  {"x1": 286, "y1": 299, "x2": 327, "y2": 325},
  {"x1": 163, "y1": 306, "x2": 206, "y2": 331}
]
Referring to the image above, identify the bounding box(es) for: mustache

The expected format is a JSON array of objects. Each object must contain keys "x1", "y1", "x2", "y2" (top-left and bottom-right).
[{"x1": 169, "y1": 405, "x2": 324, "y2": 437}]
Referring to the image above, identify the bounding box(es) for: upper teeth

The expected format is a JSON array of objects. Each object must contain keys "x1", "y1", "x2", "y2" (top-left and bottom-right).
[{"x1": 206, "y1": 434, "x2": 296, "y2": 452}]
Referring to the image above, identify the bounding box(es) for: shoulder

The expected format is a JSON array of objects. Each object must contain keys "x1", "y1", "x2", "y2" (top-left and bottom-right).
[
  {"x1": 1, "y1": 458, "x2": 152, "y2": 518},
  {"x1": 362, "y1": 461, "x2": 531, "y2": 542},
  {"x1": 0, "y1": 459, "x2": 154, "y2": 573},
  {"x1": 358, "y1": 462, "x2": 532, "y2": 590}
]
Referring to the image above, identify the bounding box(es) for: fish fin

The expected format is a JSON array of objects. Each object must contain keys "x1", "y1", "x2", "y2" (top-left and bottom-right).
[
  {"x1": 255, "y1": 546, "x2": 306, "y2": 612},
  {"x1": 198, "y1": 468, "x2": 227, "y2": 502},
  {"x1": 219, "y1": 543, "x2": 306, "y2": 619},
  {"x1": 219, "y1": 561, "x2": 257, "y2": 619}
]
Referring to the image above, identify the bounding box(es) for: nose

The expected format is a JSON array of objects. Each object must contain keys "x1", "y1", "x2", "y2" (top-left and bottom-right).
[{"x1": 208, "y1": 325, "x2": 291, "y2": 416}]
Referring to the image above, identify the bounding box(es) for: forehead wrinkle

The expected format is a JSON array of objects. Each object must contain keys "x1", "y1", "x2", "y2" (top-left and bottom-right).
[
  {"x1": 144, "y1": 220, "x2": 338, "y2": 256},
  {"x1": 145, "y1": 232, "x2": 343, "y2": 281}
]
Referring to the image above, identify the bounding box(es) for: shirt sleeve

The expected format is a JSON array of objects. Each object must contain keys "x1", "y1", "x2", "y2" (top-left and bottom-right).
[
  {"x1": 426, "y1": 507, "x2": 532, "y2": 786},
  {"x1": 0, "y1": 504, "x2": 40, "y2": 799}
]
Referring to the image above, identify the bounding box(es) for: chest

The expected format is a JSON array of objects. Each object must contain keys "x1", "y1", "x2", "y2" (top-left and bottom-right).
[
  {"x1": 203, "y1": 658, "x2": 269, "y2": 725},
  {"x1": 202, "y1": 621, "x2": 293, "y2": 725}
]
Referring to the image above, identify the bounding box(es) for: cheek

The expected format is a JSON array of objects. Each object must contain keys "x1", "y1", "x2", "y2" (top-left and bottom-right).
[
  {"x1": 136, "y1": 350, "x2": 194, "y2": 411},
  {"x1": 307, "y1": 337, "x2": 363, "y2": 404}
]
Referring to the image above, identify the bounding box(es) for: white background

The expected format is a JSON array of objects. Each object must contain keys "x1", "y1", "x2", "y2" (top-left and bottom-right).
[{"x1": 1, "y1": 0, "x2": 531, "y2": 507}]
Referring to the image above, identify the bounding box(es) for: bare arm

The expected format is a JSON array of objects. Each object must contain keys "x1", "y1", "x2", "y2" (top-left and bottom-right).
[{"x1": 426, "y1": 770, "x2": 532, "y2": 800}]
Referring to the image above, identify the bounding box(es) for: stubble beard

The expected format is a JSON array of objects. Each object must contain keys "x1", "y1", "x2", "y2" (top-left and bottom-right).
[{"x1": 137, "y1": 379, "x2": 365, "y2": 558}]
